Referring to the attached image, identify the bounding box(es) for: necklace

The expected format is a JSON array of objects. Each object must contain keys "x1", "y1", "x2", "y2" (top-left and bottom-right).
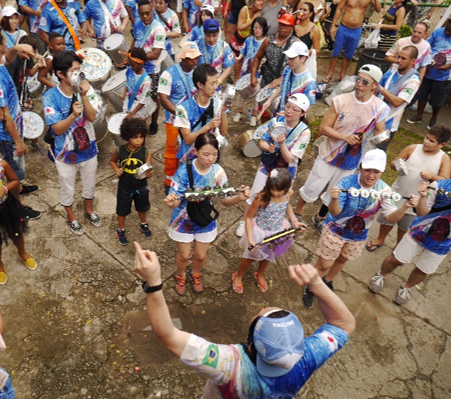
[{"x1": 274, "y1": 33, "x2": 291, "y2": 45}]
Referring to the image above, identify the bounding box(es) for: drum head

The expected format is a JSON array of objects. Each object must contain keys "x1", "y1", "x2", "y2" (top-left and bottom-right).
[
  {"x1": 102, "y1": 69, "x2": 127, "y2": 92},
  {"x1": 104, "y1": 33, "x2": 124, "y2": 49},
  {"x1": 270, "y1": 122, "x2": 287, "y2": 140},
  {"x1": 22, "y1": 112, "x2": 44, "y2": 139},
  {"x1": 243, "y1": 140, "x2": 262, "y2": 158},
  {"x1": 76, "y1": 48, "x2": 112, "y2": 82},
  {"x1": 236, "y1": 74, "x2": 251, "y2": 89},
  {"x1": 108, "y1": 113, "x2": 128, "y2": 134}
]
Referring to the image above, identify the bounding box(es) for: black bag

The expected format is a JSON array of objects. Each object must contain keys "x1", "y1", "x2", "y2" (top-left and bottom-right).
[
  {"x1": 261, "y1": 150, "x2": 279, "y2": 169},
  {"x1": 44, "y1": 127, "x2": 54, "y2": 146},
  {"x1": 185, "y1": 160, "x2": 219, "y2": 227}
]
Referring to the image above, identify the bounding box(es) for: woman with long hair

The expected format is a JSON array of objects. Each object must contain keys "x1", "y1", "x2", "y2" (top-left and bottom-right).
[{"x1": 294, "y1": 2, "x2": 320, "y2": 55}]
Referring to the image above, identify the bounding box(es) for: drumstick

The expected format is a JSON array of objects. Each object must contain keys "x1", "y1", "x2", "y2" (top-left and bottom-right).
[
  {"x1": 113, "y1": 90, "x2": 123, "y2": 97},
  {"x1": 256, "y1": 110, "x2": 265, "y2": 125}
]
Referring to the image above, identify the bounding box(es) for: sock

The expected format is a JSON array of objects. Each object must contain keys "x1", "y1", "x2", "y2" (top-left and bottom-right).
[{"x1": 318, "y1": 204, "x2": 329, "y2": 218}]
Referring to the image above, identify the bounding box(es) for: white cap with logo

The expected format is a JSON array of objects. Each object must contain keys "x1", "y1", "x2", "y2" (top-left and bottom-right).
[{"x1": 361, "y1": 149, "x2": 387, "y2": 172}]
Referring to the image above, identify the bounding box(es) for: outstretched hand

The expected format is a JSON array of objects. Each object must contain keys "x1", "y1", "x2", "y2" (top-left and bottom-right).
[
  {"x1": 134, "y1": 242, "x2": 162, "y2": 286},
  {"x1": 288, "y1": 264, "x2": 319, "y2": 287}
]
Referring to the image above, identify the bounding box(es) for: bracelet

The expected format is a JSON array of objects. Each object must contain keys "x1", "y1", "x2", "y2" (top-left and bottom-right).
[
  {"x1": 2, "y1": 186, "x2": 8, "y2": 197},
  {"x1": 142, "y1": 281, "x2": 163, "y2": 293}
]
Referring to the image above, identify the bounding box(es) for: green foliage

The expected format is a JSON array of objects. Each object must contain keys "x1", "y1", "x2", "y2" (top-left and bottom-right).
[{"x1": 399, "y1": 25, "x2": 413, "y2": 38}]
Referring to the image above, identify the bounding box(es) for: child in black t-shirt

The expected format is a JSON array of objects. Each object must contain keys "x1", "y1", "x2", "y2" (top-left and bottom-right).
[{"x1": 110, "y1": 117, "x2": 153, "y2": 245}]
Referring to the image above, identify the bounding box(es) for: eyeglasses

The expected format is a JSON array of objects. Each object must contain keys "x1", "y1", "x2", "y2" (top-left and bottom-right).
[{"x1": 355, "y1": 76, "x2": 372, "y2": 86}]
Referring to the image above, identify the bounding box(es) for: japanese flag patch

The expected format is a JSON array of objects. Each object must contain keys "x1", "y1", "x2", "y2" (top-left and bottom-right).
[
  {"x1": 44, "y1": 107, "x2": 55, "y2": 115},
  {"x1": 0, "y1": 89, "x2": 4, "y2": 99},
  {"x1": 318, "y1": 331, "x2": 339, "y2": 353}
]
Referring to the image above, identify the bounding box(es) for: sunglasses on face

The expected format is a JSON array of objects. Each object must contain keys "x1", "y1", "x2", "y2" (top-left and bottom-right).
[{"x1": 355, "y1": 76, "x2": 372, "y2": 86}]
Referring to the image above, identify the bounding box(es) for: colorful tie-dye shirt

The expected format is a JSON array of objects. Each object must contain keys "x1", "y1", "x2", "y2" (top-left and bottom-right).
[
  {"x1": 40, "y1": 0, "x2": 86, "y2": 51},
  {"x1": 318, "y1": 92, "x2": 389, "y2": 171},
  {"x1": 196, "y1": 37, "x2": 235, "y2": 76},
  {"x1": 258, "y1": 117, "x2": 311, "y2": 178},
  {"x1": 84, "y1": 0, "x2": 128, "y2": 43},
  {"x1": 188, "y1": 26, "x2": 204, "y2": 43},
  {"x1": 158, "y1": 64, "x2": 197, "y2": 124},
  {"x1": 0, "y1": 66, "x2": 22, "y2": 142},
  {"x1": 18, "y1": 0, "x2": 44, "y2": 33},
  {"x1": 169, "y1": 162, "x2": 227, "y2": 234},
  {"x1": 409, "y1": 180, "x2": 451, "y2": 255},
  {"x1": 180, "y1": 324, "x2": 349, "y2": 398},
  {"x1": 279, "y1": 67, "x2": 316, "y2": 113},
  {"x1": 133, "y1": 19, "x2": 166, "y2": 74},
  {"x1": 154, "y1": 8, "x2": 181, "y2": 56},
  {"x1": 43, "y1": 86, "x2": 98, "y2": 164},
  {"x1": 426, "y1": 27, "x2": 451, "y2": 81},
  {"x1": 125, "y1": 0, "x2": 140, "y2": 22},
  {"x1": 386, "y1": 36, "x2": 432, "y2": 71},
  {"x1": 325, "y1": 174, "x2": 397, "y2": 241},
  {"x1": 123, "y1": 67, "x2": 153, "y2": 119},
  {"x1": 183, "y1": 0, "x2": 219, "y2": 29},
  {"x1": 239, "y1": 36, "x2": 265, "y2": 77}
]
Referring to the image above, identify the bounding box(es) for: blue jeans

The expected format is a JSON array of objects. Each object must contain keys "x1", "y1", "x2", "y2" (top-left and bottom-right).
[
  {"x1": 0, "y1": 140, "x2": 25, "y2": 181},
  {"x1": 0, "y1": 368, "x2": 15, "y2": 399}
]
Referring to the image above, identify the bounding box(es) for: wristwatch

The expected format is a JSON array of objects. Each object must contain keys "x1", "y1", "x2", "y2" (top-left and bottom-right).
[{"x1": 142, "y1": 281, "x2": 163, "y2": 293}]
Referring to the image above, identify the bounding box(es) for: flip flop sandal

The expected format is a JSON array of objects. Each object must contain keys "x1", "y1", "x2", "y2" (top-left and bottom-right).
[
  {"x1": 366, "y1": 241, "x2": 383, "y2": 253},
  {"x1": 232, "y1": 273, "x2": 244, "y2": 294},
  {"x1": 322, "y1": 77, "x2": 332, "y2": 84},
  {"x1": 254, "y1": 272, "x2": 268, "y2": 293}
]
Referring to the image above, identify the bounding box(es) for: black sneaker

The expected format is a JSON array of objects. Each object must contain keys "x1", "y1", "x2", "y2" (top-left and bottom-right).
[
  {"x1": 302, "y1": 286, "x2": 314, "y2": 308},
  {"x1": 427, "y1": 118, "x2": 437, "y2": 130},
  {"x1": 20, "y1": 185, "x2": 39, "y2": 195},
  {"x1": 149, "y1": 122, "x2": 158, "y2": 136},
  {"x1": 407, "y1": 115, "x2": 422, "y2": 124},
  {"x1": 117, "y1": 229, "x2": 128, "y2": 245},
  {"x1": 322, "y1": 277, "x2": 334, "y2": 291},
  {"x1": 140, "y1": 223, "x2": 152, "y2": 239},
  {"x1": 85, "y1": 211, "x2": 103, "y2": 227},
  {"x1": 23, "y1": 206, "x2": 42, "y2": 220}
]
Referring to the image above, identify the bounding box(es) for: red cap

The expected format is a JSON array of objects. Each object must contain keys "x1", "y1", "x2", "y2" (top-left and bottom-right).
[{"x1": 278, "y1": 13, "x2": 295, "y2": 26}]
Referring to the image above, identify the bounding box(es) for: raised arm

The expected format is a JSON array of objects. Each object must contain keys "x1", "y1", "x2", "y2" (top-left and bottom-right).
[{"x1": 289, "y1": 264, "x2": 355, "y2": 335}]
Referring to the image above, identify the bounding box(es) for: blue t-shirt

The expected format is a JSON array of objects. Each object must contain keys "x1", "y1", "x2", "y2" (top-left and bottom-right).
[
  {"x1": 18, "y1": 0, "x2": 41, "y2": 32},
  {"x1": 325, "y1": 174, "x2": 397, "y2": 241},
  {"x1": 43, "y1": 86, "x2": 98, "y2": 164},
  {"x1": 409, "y1": 179, "x2": 451, "y2": 255},
  {"x1": 196, "y1": 37, "x2": 235, "y2": 76},
  {"x1": 40, "y1": 0, "x2": 86, "y2": 51},
  {"x1": 426, "y1": 27, "x2": 451, "y2": 82},
  {"x1": 168, "y1": 161, "x2": 228, "y2": 234},
  {"x1": 239, "y1": 36, "x2": 265, "y2": 77},
  {"x1": 188, "y1": 26, "x2": 204, "y2": 43},
  {"x1": 279, "y1": 66, "x2": 316, "y2": 113},
  {"x1": 125, "y1": 0, "x2": 140, "y2": 22},
  {"x1": 0, "y1": 66, "x2": 22, "y2": 142},
  {"x1": 180, "y1": 324, "x2": 349, "y2": 398}
]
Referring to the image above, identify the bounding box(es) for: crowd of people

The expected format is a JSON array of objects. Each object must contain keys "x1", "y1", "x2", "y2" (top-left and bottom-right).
[{"x1": 0, "y1": 0, "x2": 450, "y2": 396}]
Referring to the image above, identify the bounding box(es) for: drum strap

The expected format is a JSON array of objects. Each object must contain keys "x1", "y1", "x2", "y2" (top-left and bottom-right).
[
  {"x1": 175, "y1": 64, "x2": 194, "y2": 99},
  {"x1": 128, "y1": 72, "x2": 149, "y2": 111},
  {"x1": 49, "y1": 0, "x2": 81, "y2": 50},
  {"x1": 98, "y1": 0, "x2": 119, "y2": 38}
]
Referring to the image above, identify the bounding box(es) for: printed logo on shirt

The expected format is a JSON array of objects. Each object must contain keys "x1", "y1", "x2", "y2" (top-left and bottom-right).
[
  {"x1": 175, "y1": 108, "x2": 185, "y2": 118},
  {"x1": 159, "y1": 77, "x2": 168, "y2": 86},
  {"x1": 403, "y1": 87, "x2": 414, "y2": 96},
  {"x1": 156, "y1": 35, "x2": 165, "y2": 42},
  {"x1": 202, "y1": 344, "x2": 219, "y2": 369},
  {"x1": 40, "y1": 16, "x2": 47, "y2": 27},
  {"x1": 317, "y1": 331, "x2": 338, "y2": 353},
  {"x1": 45, "y1": 107, "x2": 56, "y2": 115},
  {"x1": 170, "y1": 179, "x2": 179, "y2": 191},
  {"x1": 0, "y1": 90, "x2": 3, "y2": 99}
]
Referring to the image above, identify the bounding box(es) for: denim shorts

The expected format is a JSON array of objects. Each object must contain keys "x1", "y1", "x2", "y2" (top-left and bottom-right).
[
  {"x1": 0, "y1": 140, "x2": 25, "y2": 181},
  {"x1": 228, "y1": 10, "x2": 239, "y2": 24},
  {"x1": 332, "y1": 24, "x2": 362, "y2": 60}
]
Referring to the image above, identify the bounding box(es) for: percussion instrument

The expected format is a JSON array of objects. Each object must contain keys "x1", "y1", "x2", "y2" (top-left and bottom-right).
[
  {"x1": 248, "y1": 226, "x2": 304, "y2": 251},
  {"x1": 177, "y1": 184, "x2": 244, "y2": 201},
  {"x1": 313, "y1": 135, "x2": 325, "y2": 155},
  {"x1": 428, "y1": 186, "x2": 451, "y2": 197},
  {"x1": 135, "y1": 163, "x2": 153, "y2": 180},
  {"x1": 70, "y1": 70, "x2": 86, "y2": 93},
  {"x1": 432, "y1": 51, "x2": 451, "y2": 69},
  {"x1": 108, "y1": 112, "x2": 128, "y2": 145},
  {"x1": 256, "y1": 85, "x2": 277, "y2": 113},
  {"x1": 222, "y1": 84, "x2": 236, "y2": 107},
  {"x1": 268, "y1": 121, "x2": 287, "y2": 141},
  {"x1": 101, "y1": 69, "x2": 127, "y2": 112},
  {"x1": 394, "y1": 158, "x2": 408, "y2": 176},
  {"x1": 369, "y1": 130, "x2": 390, "y2": 145},
  {"x1": 86, "y1": 88, "x2": 108, "y2": 142},
  {"x1": 157, "y1": 49, "x2": 174, "y2": 73},
  {"x1": 253, "y1": 121, "x2": 270, "y2": 140},
  {"x1": 22, "y1": 111, "x2": 44, "y2": 139},
  {"x1": 26, "y1": 75, "x2": 42, "y2": 98},
  {"x1": 341, "y1": 188, "x2": 413, "y2": 201},
  {"x1": 103, "y1": 33, "x2": 129, "y2": 66},
  {"x1": 240, "y1": 130, "x2": 262, "y2": 158},
  {"x1": 235, "y1": 74, "x2": 260, "y2": 100},
  {"x1": 76, "y1": 48, "x2": 112, "y2": 89}
]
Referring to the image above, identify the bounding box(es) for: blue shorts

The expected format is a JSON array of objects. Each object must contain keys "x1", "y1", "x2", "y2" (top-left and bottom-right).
[
  {"x1": 332, "y1": 24, "x2": 362, "y2": 60},
  {"x1": 228, "y1": 11, "x2": 239, "y2": 25},
  {"x1": 0, "y1": 140, "x2": 25, "y2": 181}
]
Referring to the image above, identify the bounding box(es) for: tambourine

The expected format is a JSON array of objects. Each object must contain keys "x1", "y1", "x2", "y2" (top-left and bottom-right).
[
  {"x1": 248, "y1": 226, "x2": 304, "y2": 251},
  {"x1": 394, "y1": 158, "x2": 408, "y2": 176},
  {"x1": 269, "y1": 122, "x2": 287, "y2": 141},
  {"x1": 341, "y1": 188, "x2": 412, "y2": 202},
  {"x1": 369, "y1": 130, "x2": 390, "y2": 145},
  {"x1": 135, "y1": 163, "x2": 153, "y2": 180},
  {"x1": 428, "y1": 186, "x2": 451, "y2": 198},
  {"x1": 177, "y1": 184, "x2": 244, "y2": 201},
  {"x1": 70, "y1": 70, "x2": 86, "y2": 93}
]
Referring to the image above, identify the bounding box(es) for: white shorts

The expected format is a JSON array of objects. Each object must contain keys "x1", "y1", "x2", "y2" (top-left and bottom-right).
[
  {"x1": 55, "y1": 156, "x2": 98, "y2": 207},
  {"x1": 246, "y1": 170, "x2": 268, "y2": 206},
  {"x1": 169, "y1": 227, "x2": 218, "y2": 243},
  {"x1": 377, "y1": 211, "x2": 416, "y2": 232},
  {"x1": 393, "y1": 234, "x2": 447, "y2": 274},
  {"x1": 299, "y1": 156, "x2": 355, "y2": 206}
]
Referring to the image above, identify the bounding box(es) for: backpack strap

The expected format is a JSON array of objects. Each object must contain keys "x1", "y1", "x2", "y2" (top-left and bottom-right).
[{"x1": 187, "y1": 159, "x2": 194, "y2": 189}]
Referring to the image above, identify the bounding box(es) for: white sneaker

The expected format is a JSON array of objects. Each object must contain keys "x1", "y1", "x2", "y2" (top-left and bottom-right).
[
  {"x1": 249, "y1": 116, "x2": 257, "y2": 126},
  {"x1": 369, "y1": 273, "x2": 385, "y2": 293},
  {"x1": 236, "y1": 221, "x2": 245, "y2": 237},
  {"x1": 233, "y1": 113, "x2": 242, "y2": 123},
  {"x1": 394, "y1": 285, "x2": 411, "y2": 305}
]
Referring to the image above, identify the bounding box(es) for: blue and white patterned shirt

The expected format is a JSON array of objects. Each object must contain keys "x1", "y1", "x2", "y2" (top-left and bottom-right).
[{"x1": 0, "y1": 66, "x2": 22, "y2": 142}]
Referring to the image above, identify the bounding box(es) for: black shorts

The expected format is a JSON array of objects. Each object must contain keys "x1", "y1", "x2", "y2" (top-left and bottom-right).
[
  {"x1": 417, "y1": 77, "x2": 450, "y2": 108},
  {"x1": 116, "y1": 186, "x2": 151, "y2": 217}
]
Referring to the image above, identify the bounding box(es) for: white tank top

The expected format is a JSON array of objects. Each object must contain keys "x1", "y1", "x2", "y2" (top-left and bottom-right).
[{"x1": 392, "y1": 144, "x2": 445, "y2": 215}]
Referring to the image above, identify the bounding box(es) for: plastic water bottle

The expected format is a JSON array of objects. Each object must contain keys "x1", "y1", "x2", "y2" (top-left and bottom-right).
[{"x1": 246, "y1": 108, "x2": 252, "y2": 120}]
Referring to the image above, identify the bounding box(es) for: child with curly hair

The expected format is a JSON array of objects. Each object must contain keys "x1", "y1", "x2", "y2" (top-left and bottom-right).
[{"x1": 110, "y1": 117, "x2": 153, "y2": 246}]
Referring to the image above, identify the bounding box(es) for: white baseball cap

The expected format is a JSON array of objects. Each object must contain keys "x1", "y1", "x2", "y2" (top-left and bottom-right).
[
  {"x1": 358, "y1": 64, "x2": 383, "y2": 83},
  {"x1": 287, "y1": 93, "x2": 310, "y2": 112},
  {"x1": 201, "y1": 4, "x2": 215, "y2": 15},
  {"x1": 2, "y1": 6, "x2": 19, "y2": 18},
  {"x1": 361, "y1": 149, "x2": 386, "y2": 172},
  {"x1": 284, "y1": 41, "x2": 309, "y2": 58}
]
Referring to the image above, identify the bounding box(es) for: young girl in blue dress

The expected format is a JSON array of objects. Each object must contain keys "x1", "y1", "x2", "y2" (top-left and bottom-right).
[
  {"x1": 165, "y1": 133, "x2": 250, "y2": 296},
  {"x1": 232, "y1": 169, "x2": 307, "y2": 294}
]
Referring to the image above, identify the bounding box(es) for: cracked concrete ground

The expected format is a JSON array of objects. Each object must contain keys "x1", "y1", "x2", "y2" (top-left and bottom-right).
[{"x1": 1, "y1": 19, "x2": 451, "y2": 399}]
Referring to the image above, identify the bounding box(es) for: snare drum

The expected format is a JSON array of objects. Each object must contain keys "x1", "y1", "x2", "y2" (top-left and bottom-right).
[
  {"x1": 22, "y1": 112, "x2": 44, "y2": 139},
  {"x1": 76, "y1": 48, "x2": 112, "y2": 88},
  {"x1": 108, "y1": 112, "x2": 128, "y2": 145},
  {"x1": 240, "y1": 130, "x2": 262, "y2": 158},
  {"x1": 101, "y1": 69, "x2": 127, "y2": 112},
  {"x1": 135, "y1": 163, "x2": 153, "y2": 179},
  {"x1": 269, "y1": 122, "x2": 287, "y2": 141},
  {"x1": 26, "y1": 75, "x2": 42, "y2": 98},
  {"x1": 103, "y1": 33, "x2": 130, "y2": 66},
  {"x1": 236, "y1": 74, "x2": 261, "y2": 100},
  {"x1": 256, "y1": 85, "x2": 278, "y2": 114}
]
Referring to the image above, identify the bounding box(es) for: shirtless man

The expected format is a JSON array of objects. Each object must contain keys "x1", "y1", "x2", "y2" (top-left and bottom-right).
[{"x1": 323, "y1": 0, "x2": 381, "y2": 82}]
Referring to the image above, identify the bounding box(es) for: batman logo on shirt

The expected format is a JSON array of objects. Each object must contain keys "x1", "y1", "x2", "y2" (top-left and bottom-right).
[{"x1": 122, "y1": 158, "x2": 143, "y2": 174}]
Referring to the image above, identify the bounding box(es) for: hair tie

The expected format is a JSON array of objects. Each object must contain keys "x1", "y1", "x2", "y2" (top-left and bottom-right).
[
  {"x1": 127, "y1": 53, "x2": 145, "y2": 64},
  {"x1": 270, "y1": 169, "x2": 278, "y2": 179}
]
